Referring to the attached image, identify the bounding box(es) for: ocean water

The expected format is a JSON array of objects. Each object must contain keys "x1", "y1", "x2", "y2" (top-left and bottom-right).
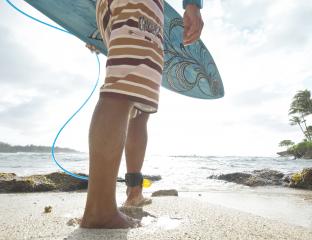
[
  {"x1": 1, "y1": 153, "x2": 311, "y2": 191},
  {"x1": 1, "y1": 153, "x2": 312, "y2": 228}
]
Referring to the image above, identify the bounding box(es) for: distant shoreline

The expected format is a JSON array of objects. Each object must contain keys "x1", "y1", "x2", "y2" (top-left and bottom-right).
[{"x1": 0, "y1": 141, "x2": 81, "y2": 153}]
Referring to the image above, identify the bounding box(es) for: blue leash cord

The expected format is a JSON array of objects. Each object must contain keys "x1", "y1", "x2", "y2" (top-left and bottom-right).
[{"x1": 6, "y1": 0, "x2": 99, "y2": 181}]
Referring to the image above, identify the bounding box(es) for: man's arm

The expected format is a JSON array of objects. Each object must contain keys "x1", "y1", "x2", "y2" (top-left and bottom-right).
[{"x1": 183, "y1": 0, "x2": 204, "y2": 45}]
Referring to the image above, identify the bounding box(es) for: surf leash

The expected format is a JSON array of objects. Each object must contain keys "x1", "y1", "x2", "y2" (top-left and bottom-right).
[
  {"x1": 5, "y1": 0, "x2": 153, "y2": 188},
  {"x1": 5, "y1": 0, "x2": 99, "y2": 181}
]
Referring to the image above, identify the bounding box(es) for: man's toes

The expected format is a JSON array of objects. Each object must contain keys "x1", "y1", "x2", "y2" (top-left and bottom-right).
[{"x1": 126, "y1": 215, "x2": 141, "y2": 228}]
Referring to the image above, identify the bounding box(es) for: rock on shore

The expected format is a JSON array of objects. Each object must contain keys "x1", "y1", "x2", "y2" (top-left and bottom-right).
[
  {"x1": 277, "y1": 149, "x2": 312, "y2": 159},
  {"x1": 289, "y1": 168, "x2": 312, "y2": 190},
  {"x1": 208, "y1": 169, "x2": 288, "y2": 187},
  {"x1": 152, "y1": 189, "x2": 179, "y2": 197},
  {"x1": 208, "y1": 168, "x2": 312, "y2": 190},
  {"x1": 277, "y1": 151, "x2": 293, "y2": 157},
  {"x1": 0, "y1": 172, "x2": 162, "y2": 193},
  {"x1": 0, "y1": 172, "x2": 88, "y2": 193}
]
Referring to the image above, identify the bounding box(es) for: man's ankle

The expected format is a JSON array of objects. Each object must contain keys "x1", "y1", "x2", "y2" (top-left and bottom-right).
[
  {"x1": 84, "y1": 202, "x2": 118, "y2": 218},
  {"x1": 127, "y1": 186, "x2": 143, "y2": 196}
]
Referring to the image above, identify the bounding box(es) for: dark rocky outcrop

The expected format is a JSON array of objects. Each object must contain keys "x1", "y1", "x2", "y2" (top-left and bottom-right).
[
  {"x1": 208, "y1": 169, "x2": 286, "y2": 187},
  {"x1": 0, "y1": 172, "x2": 162, "y2": 193},
  {"x1": 0, "y1": 172, "x2": 88, "y2": 193},
  {"x1": 289, "y1": 168, "x2": 312, "y2": 190},
  {"x1": 44, "y1": 172, "x2": 88, "y2": 191},
  {"x1": 152, "y1": 189, "x2": 178, "y2": 197},
  {"x1": 209, "y1": 172, "x2": 253, "y2": 185},
  {"x1": 208, "y1": 168, "x2": 312, "y2": 190},
  {"x1": 277, "y1": 151, "x2": 293, "y2": 157},
  {"x1": 143, "y1": 175, "x2": 162, "y2": 181}
]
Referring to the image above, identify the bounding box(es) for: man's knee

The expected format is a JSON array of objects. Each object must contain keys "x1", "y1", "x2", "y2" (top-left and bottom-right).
[{"x1": 99, "y1": 94, "x2": 134, "y2": 110}]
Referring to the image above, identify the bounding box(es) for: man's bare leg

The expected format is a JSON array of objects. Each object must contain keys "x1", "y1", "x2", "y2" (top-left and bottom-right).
[
  {"x1": 80, "y1": 95, "x2": 140, "y2": 229},
  {"x1": 123, "y1": 110, "x2": 151, "y2": 206}
]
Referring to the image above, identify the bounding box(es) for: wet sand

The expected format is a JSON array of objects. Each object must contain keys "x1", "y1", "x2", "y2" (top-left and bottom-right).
[
  {"x1": 177, "y1": 186, "x2": 312, "y2": 229},
  {"x1": 0, "y1": 191, "x2": 312, "y2": 240}
]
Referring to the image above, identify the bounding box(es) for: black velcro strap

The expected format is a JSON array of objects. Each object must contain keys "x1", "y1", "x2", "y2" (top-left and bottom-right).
[{"x1": 125, "y1": 173, "x2": 143, "y2": 187}]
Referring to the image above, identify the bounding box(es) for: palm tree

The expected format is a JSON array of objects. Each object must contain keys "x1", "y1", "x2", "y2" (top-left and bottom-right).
[
  {"x1": 289, "y1": 90, "x2": 312, "y2": 140},
  {"x1": 289, "y1": 90, "x2": 312, "y2": 115},
  {"x1": 289, "y1": 116, "x2": 307, "y2": 139},
  {"x1": 305, "y1": 126, "x2": 312, "y2": 140}
]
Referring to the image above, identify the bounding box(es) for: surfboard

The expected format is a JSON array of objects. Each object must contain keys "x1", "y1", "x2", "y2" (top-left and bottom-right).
[{"x1": 24, "y1": 0, "x2": 224, "y2": 99}]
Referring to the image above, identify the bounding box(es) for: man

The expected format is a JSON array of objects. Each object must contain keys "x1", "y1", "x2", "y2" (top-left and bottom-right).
[{"x1": 81, "y1": 0, "x2": 204, "y2": 229}]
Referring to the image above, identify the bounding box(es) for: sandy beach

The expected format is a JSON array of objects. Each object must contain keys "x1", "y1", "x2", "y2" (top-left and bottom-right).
[{"x1": 0, "y1": 191, "x2": 311, "y2": 240}]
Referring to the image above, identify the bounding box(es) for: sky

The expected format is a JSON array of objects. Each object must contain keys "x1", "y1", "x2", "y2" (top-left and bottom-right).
[{"x1": 1, "y1": 0, "x2": 312, "y2": 157}]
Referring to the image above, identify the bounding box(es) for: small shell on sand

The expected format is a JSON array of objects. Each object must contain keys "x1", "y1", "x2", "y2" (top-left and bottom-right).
[
  {"x1": 66, "y1": 218, "x2": 81, "y2": 227},
  {"x1": 44, "y1": 206, "x2": 52, "y2": 213}
]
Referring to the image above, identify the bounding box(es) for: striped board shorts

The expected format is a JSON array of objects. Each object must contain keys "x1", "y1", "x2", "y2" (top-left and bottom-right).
[{"x1": 95, "y1": 0, "x2": 164, "y2": 117}]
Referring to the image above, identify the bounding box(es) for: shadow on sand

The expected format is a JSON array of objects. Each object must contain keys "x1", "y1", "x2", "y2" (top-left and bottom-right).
[{"x1": 66, "y1": 227, "x2": 129, "y2": 240}]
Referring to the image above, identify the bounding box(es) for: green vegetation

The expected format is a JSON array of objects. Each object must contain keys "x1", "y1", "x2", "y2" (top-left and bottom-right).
[
  {"x1": 287, "y1": 141, "x2": 312, "y2": 159},
  {"x1": 291, "y1": 172, "x2": 302, "y2": 183},
  {"x1": 278, "y1": 89, "x2": 312, "y2": 159},
  {"x1": 278, "y1": 140, "x2": 295, "y2": 147},
  {"x1": 0, "y1": 141, "x2": 80, "y2": 153}
]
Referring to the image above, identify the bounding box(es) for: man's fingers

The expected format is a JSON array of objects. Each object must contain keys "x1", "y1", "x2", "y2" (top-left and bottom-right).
[
  {"x1": 183, "y1": 24, "x2": 191, "y2": 39},
  {"x1": 186, "y1": 26, "x2": 198, "y2": 39},
  {"x1": 184, "y1": 19, "x2": 197, "y2": 44},
  {"x1": 188, "y1": 18, "x2": 201, "y2": 35},
  {"x1": 184, "y1": 31, "x2": 196, "y2": 45},
  {"x1": 184, "y1": 31, "x2": 201, "y2": 45},
  {"x1": 183, "y1": 14, "x2": 191, "y2": 40},
  {"x1": 184, "y1": 19, "x2": 203, "y2": 45}
]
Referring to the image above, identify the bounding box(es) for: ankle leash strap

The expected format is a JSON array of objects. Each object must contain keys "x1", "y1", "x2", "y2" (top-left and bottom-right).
[{"x1": 125, "y1": 173, "x2": 143, "y2": 187}]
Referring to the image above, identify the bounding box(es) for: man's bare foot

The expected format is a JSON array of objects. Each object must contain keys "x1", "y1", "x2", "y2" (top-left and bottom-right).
[
  {"x1": 123, "y1": 194, "x2": 152, "y2": 207},
  {"x1": 123, "y1": 186, "x2": 152, "y2": 207},
  {"x1": 80, "y1": 209, "x2": 141, "y2": 229}
]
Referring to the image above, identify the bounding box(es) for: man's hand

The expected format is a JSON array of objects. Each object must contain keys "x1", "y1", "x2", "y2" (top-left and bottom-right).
[{"x1": 183, "y1": 4, "x2": 204, "y2": 46}]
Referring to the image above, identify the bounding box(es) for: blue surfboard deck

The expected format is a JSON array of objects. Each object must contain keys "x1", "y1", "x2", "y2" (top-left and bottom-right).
[{"x1": 24, "y1": 0, "x2": 224, "y2": 99}]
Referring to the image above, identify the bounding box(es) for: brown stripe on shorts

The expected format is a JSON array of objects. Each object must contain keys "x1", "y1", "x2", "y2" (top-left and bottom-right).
[
  {"x1": 106, "y1": 57, "x2": 163, "y2": 74},
  {"x1": 96, "y1": 0, "x2": 164, "y2": 114}
]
